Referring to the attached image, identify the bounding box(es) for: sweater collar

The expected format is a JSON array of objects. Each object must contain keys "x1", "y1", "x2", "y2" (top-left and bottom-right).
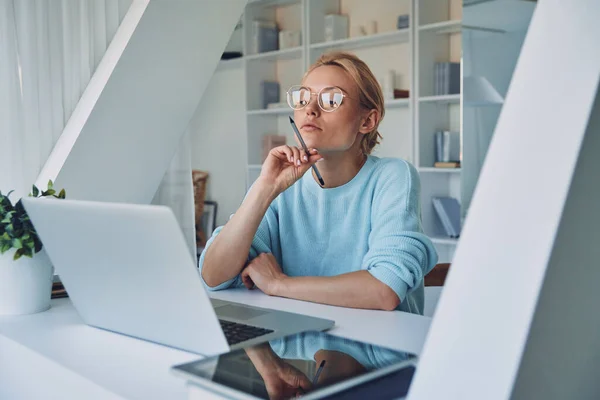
[{"x1": 302, "y1": 156, "x2": 377, "y2": 196}]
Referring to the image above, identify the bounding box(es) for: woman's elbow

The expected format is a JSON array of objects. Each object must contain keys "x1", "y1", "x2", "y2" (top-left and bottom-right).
[
  {"x1": 200, "y1": 256, "x2": 222, "y2": 289},
  {"x1": 379, "y1": 287, "x2": 401, "y2": 311},
  {"x1": 201, "y1": 270, "x2": 220, "y2": 289}
]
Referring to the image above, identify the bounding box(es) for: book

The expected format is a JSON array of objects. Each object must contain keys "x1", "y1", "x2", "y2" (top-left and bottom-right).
[
  {"x1": 434, "y1": 161, "x2": 461, "y2": 168},
  {"x1": 251, "y1": 20, "x2": 278, "y2": 54},
  {"x1": 432, "y1": 197, "x2": 461, "y2": 238},
  {"x1": 434, "y1": 62, "x2": 461, "y2": 95},
  {"x1": 260, "y1": 81, "x2": 280, "y2": 110},
  {"x1": 433, "y1": 199, "x2": 455, "y2": 237},
  {"x1": 51, "y1": 281, "x2": 69, "y2": 299}
]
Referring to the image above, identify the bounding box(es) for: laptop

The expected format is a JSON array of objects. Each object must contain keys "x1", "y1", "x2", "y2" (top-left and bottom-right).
[{"x1": 22, "y1": 198, "x2": 334, "y2": 356}]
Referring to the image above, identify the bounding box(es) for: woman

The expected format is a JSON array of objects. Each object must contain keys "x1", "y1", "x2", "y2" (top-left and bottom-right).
[{"x1": 200, "y1": 51, "x2": 437, "y2": 314}]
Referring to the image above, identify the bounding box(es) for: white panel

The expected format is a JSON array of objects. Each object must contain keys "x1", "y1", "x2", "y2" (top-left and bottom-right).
[
  {"x1": 410, "y1": 1, "x2": 600, "y2": 399},
  {"x1": 38, "y1": 0, "x2": 247, "y2": 204},
  {"x1": 511, "y1": 84, "x2": 600, "y2": 400}
]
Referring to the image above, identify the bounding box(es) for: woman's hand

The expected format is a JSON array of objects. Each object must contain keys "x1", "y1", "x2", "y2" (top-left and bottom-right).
[
  {"x1": 241, "y1": 253, "x2": 287, "y2": 296},
  {"x1": 245, "y1": 344, "x2": 312, "y2": 400},
  {"x1": 259, "y1": 145, "x2": 322, "y2": 195}
]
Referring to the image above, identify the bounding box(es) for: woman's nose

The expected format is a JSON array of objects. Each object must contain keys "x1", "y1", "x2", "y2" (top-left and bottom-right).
[{"x1": 305, "y1": 95, "x2": 320, "y2": 116}]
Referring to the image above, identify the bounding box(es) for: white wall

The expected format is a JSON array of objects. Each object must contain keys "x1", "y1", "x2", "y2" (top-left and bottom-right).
[{"x1": 190, "y1": 65, "x2": 247, "y2": 227}]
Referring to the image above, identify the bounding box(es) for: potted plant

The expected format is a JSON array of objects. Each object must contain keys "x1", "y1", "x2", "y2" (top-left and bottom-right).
[{"x1": 0, "y1": 181, "x2": 66, "y2": 315}]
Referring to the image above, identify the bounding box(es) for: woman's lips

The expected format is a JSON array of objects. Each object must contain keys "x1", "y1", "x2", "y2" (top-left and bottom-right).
[{"x1": 301, "y1": 124, "x2": 321, "y2": 132}]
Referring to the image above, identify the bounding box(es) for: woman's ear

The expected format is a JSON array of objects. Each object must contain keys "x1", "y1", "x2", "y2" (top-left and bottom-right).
[{"x1": 358, "y1": 109, "x2": 379, "y2": 135}]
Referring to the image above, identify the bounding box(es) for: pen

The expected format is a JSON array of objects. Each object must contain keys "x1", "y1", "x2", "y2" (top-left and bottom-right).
[
  {"x1": 289, "y1": 116, "x2": 325, "y2": 187},
  {"x1": 312, "y1": 360, "x2": 326, "y2": 386}
]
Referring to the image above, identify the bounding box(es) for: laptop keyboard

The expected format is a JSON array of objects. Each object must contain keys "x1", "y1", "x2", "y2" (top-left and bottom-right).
[{"x1": 219, "y1": 319, "x2": 274, "y2": 345}]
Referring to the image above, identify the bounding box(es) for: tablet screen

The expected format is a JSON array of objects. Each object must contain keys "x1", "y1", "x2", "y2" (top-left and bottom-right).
[{"x1": 173, "y1": 331, "x2": 417, "y2": 400}]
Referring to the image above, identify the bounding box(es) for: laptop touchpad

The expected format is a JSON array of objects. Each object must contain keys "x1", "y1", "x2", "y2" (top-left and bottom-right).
[{"x1": 215, "y1": 304, "x2": 268, "y2": 321}]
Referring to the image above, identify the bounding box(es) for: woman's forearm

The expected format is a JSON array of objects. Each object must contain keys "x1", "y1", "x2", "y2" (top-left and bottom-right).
[
  {"x1": 273, "y1": 270, "x2": 400, "y2": 311},
  {"x1": 201, "y1": 179, "x2": 279, "y2": 287}
]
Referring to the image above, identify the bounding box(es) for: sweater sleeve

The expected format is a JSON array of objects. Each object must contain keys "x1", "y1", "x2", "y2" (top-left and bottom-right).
[
  {"x1": 198, "y1": 198, "x2": 280, "y2": 291},
  {"x1": 362, "y1": 160, "x2": 438, "y2": 302}
]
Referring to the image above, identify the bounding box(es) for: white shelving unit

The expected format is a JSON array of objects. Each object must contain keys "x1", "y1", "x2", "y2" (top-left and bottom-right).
[{"x1": 227, "y1": 0, "x2": 462, "y2": 262}]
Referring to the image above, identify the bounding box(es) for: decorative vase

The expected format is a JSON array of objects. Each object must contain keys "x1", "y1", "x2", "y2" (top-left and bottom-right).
[{"x1": 0, "y1": 249, "x2": 54, "y2": 316}]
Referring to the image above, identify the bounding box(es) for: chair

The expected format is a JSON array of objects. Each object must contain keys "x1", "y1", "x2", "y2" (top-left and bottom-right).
[{"x1": 423, "y1": 263, "x2": 451, "y2": 317}]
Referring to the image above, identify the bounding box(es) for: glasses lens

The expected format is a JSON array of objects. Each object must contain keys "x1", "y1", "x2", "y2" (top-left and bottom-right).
[
  {"x1": 287, "y1": 86, "x2": 311, "y2": 109},
  {"x1": 319, "y1": 87, "x2": 344, "y2": 112}
]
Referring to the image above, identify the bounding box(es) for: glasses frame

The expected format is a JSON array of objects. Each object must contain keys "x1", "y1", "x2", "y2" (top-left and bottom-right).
[{"x1": 286, "y1": 85, "x2": 353, "y2": 113}]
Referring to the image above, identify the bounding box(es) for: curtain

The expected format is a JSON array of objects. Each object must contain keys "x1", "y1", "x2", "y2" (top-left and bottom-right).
[
  {"x1": 0, "y1": 0, "x2": 196, "y2": 258},
  {"x1": 0, "y1": 0, "x2": 132, "y2": 198},
  {"x1": 151, "y1": 131, "x2": 197, "y2": 260}
]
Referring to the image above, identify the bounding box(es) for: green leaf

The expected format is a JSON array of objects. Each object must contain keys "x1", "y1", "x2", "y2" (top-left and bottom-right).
[
  {"x1": 47, "y1": 180, "x2": 54, "y2": 190},
  {"x1": 13, "y1": 248, "x2": 24, "y2": 260},
  {"x1": 44, "y1": 189, "x2": 56, "y2": 196},
  {"x1": 33, "y1": 235, "x2": 42, "y2": 253},
  {"x1": 58, "y1": 189, "x2": 66, "y2": 199},
  {"x1": 22, "y1": 247, "x2": 33, "y2": 258},
  {"x1": 32, "y1": 185, "x2": 39, "y2": 197},
  {"x1": 0, "y1": 243, "x2": 10, "y2": 254},
  {"x1": 12, "y1": 238, "x2": 22, "y2": 249}
]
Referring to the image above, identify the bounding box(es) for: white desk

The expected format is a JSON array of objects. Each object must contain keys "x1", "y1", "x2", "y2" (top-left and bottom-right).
[{"x1": 0, "y1": 288, "x2": 432, "y2": 400}]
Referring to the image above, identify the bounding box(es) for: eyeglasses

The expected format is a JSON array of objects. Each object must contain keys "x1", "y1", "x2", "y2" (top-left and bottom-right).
[{"x1": 286, "y1": 85, "x2": 352, "y2": 112}]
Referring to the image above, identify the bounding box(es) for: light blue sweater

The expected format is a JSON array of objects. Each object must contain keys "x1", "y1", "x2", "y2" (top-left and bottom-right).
[
  {"x1": 269, "y1": 331, "x2": 413, "y2": 370},
  {"x1": 198, "y1": 156, "x2": 438, "y2": 314}
]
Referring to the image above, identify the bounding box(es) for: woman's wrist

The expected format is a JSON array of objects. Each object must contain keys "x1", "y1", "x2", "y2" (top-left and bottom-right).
[
  {"x1": 270, "y1": 275, "x2": 291, "y2": 297},
  {"x1": 254, "y1": 177, "x2": 283, "y2": 202}
]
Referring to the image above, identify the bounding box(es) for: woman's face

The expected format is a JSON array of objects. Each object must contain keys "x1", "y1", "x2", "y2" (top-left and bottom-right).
[{"x1": 294, "y1": 65, "x2": 367, "y2": 153}]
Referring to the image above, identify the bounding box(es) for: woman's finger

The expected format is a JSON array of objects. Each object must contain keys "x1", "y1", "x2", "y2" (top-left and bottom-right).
[
  {"x1": 272, "y1": 145, "x2": 294, "y2": 164},
  {"x1": 241, "y1": 269, "x2": 255, "y2": 290},
  {"x1": 296, "y1": 146, "x2": 310, "y2": 164},
  {"x1": 290, "y1": 146, "x2": 302, "y2": 167}
]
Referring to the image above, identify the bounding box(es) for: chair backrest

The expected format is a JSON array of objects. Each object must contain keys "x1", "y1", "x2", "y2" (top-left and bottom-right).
[{"x1": 424, "y1": 263, "x2": 451, "y2": 286}]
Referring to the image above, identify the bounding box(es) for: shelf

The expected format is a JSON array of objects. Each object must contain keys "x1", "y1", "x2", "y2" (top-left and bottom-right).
[
  {"x1": 385, "y1": 98, "x2": 410, "y2": 108},
  {"x1": 247, "y1": 107, "x2": 292, "y2": 116},
  {"x1": 418, "y1": 167, "x2": 462, "y2": 173},
  {"x1": 419, "y1": 20, "x2": 462, "y2": 35},
  {"x1": 419, "y1": 94, "x2": 460, "y2": 104},
  {"x1": 247, "y1": 0, "x2": 300, "y2": 8},
  {"x1": 431, "y1": 236, "x2": 459, "y2": 246},
  {"x1": 310, "y1": 29, "x2": 410, "y2": 51},
  {"x1": 245, "y1": 47, "x2": 302, "y2": 62}
]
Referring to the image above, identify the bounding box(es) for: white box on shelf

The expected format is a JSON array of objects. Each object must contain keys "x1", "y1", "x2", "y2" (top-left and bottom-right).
[
  {"x1": 324, "y1": 14, "x2": 348, "y2": 42},
  {"x1": 279, "y1": 30, "x2": 301, "y2": 49}
]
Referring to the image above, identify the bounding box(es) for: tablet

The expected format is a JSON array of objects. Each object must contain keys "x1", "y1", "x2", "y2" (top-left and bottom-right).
[{"x1": 171, "y1": 331, "x2": 418, "y2": 400}]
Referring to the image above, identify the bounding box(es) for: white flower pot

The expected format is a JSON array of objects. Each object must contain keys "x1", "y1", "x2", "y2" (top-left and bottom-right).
[{"x1": 0, "y1": 249, "x2": 54, "y2": 316}]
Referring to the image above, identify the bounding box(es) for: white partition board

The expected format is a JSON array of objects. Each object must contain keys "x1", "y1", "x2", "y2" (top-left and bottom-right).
[
  {"x1": 37, "y1": 0, "x2": 247, "y2": 203},
  {"x1": 410, "y1": 1, "x2": 600, "y2": 399}
]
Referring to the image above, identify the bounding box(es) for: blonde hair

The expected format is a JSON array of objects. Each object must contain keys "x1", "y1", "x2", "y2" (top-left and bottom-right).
[{"x1": 305, "y1": 51, "x2": 384, "y2": 155}]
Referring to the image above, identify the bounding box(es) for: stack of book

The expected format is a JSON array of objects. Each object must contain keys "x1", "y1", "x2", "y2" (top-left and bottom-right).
[
  {"x1": 51, "y1": 281, "x2": 68, "y2": 299},
  {"x1": 434, "y1": 131, "x2": 460, "y2": 168},
  {"x1": 250, "y1": 20, "x2": 279, "y2": 54},
  {"x1": 434, "y1": 62, "x2": 460, "y2": 96},
  {"x1": 432, "y1": 197, "x2": 461, "y2": 238}
]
